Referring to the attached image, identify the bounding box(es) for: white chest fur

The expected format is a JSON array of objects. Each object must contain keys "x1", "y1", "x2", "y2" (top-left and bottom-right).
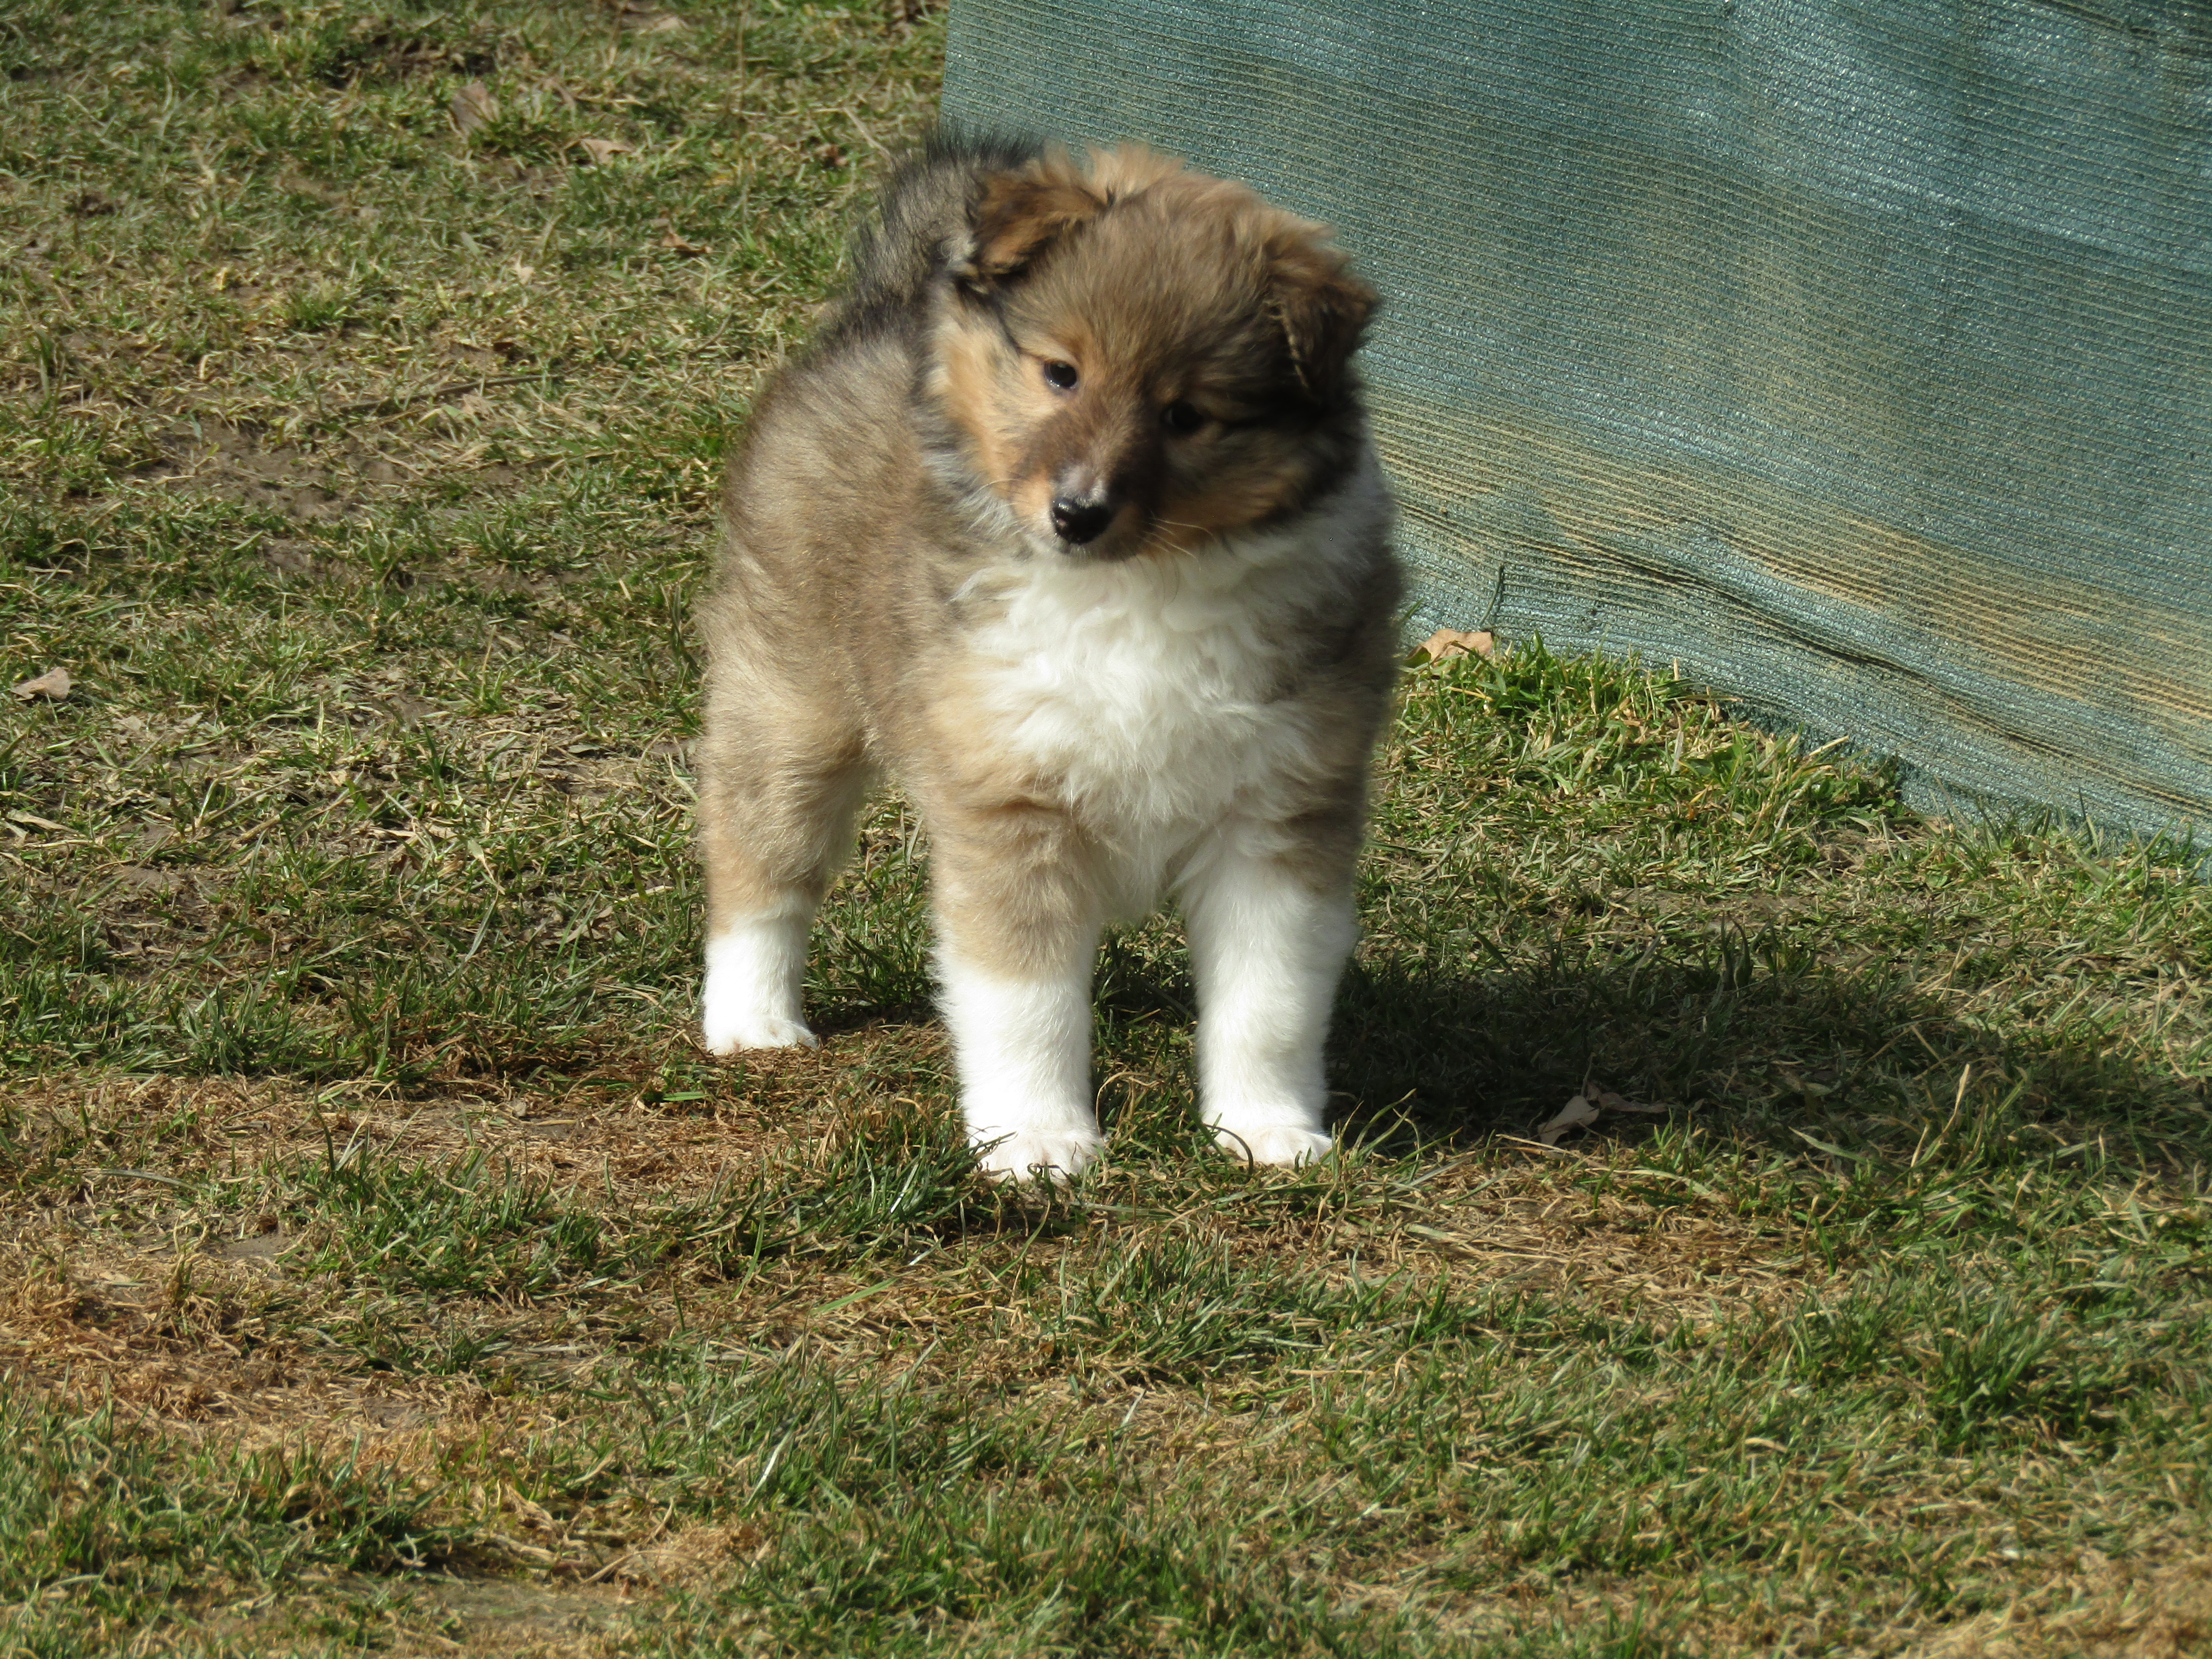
[{"x1": 954, "y1": 457, "x2": 1388, "y2": 903}]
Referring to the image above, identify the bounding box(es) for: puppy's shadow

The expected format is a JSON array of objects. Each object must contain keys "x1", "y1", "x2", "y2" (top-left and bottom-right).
[
  {"x1": 802, "y1": 895, "x2": 2202, "y2": 1182},
  {"x1": 1328, "y1": 933, "x2": 2204, "y2": 1176}
]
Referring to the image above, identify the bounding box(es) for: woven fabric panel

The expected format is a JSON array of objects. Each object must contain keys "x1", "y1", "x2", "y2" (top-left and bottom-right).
[{"x1": 944, "y1": 0, "x2": 2212, "y2": 839}]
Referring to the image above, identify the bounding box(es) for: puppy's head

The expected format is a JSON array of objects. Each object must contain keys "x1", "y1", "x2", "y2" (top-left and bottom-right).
[{"x1": 931, "y1": 146, "x2": 1376, "y2": 560}]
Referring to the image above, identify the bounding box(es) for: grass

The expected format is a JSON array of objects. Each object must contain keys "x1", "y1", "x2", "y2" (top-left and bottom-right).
[{"x1": 3, "y1": 2, "x2": 2210, "y2": 1653}]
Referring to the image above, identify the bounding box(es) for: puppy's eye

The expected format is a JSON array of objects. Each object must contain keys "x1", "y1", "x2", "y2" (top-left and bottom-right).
[
  {"x1": 1160, "y1": 400, "x2": 1205, "y2": 434},
  {"x1": 1042, "y1": 360, "x2": 1079, "y2": 391}
]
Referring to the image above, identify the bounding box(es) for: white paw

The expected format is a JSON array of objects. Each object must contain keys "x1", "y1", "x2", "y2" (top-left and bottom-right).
[
  {"x1": 1212, "y1": 1124, "x2": 1334, "y2": 1168},
  {"x1": 701, "y1": 1010, "x2": 819, "y2": 1054},
  {"x1": 971, "y1": 1125, "x2": 1104, "y2": 1185},
  {"x1": 701, "y1": 914, "x2": 814, "y2": 1055}
]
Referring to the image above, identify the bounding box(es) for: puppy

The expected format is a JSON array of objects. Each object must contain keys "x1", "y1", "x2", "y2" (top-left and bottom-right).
[{"x1": 695, "y1": 135, "x2": 1400, "y2": 1181}]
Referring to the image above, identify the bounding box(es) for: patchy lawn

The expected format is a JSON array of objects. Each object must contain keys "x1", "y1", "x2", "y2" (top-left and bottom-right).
[{"x1": 3, "y1": 3, "x2": 2209, "y2": 1654}]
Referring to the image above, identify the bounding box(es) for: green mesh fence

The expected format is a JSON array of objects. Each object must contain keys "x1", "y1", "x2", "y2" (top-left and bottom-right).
[{"x1": 944, "y1": 0, "x2": 2212, "y2": 841}]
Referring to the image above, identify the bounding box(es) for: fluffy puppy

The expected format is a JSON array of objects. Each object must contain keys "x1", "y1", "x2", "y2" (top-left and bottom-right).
[{"x1": 695, "y1": 135, "x2": 1400, "y2": 1181}]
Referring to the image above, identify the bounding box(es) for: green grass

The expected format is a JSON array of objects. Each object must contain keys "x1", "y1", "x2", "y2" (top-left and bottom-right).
[{"x1": 4, "y1": 3, "x2": 2212, "y2": 1654}]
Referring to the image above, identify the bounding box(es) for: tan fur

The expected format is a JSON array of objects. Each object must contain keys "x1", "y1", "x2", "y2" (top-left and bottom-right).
[{"x1": 696, "y1": 137, "x2": 1401, "y2": 1174}]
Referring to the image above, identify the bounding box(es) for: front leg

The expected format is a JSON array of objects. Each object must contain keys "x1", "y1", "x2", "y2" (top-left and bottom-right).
[
  {"x1": 1182, "y1": 834, "x2": 1358, "y2": 1167},
  {"x1": 931, "y1": 800, "x2": 1104, "y2": 1183}
]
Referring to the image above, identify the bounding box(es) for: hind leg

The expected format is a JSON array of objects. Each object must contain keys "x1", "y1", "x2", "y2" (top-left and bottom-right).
[{"x1": 697, "y1": 688, "x2": 870, "y2": 1054}]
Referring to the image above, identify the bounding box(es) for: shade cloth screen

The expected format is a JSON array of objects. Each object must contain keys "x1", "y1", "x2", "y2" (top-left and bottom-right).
[{"x1": 944, "y1": 0, "x2": 2212, "y2": 839}]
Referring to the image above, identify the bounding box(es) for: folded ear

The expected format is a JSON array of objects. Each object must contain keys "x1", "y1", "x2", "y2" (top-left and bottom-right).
[
  {"x1": 1267, "y1": 233, "x2": 1377, "y2": 406},
  {"x1": 953, "y1": 167, "x2": 1107, "y2": 293}
]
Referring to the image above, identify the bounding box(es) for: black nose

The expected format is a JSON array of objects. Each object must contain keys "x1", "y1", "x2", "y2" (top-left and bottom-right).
[{"x1": 1049, "y1": 496, "x2": 1115, "y2": 546}]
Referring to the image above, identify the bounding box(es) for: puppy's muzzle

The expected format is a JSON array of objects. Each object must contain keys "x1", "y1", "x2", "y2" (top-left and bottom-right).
[{"x1": 1049, "y1": 494, "x2": 1116, "y2": 547}]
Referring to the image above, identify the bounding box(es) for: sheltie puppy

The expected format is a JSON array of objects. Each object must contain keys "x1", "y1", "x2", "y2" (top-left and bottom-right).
[{"x1": 695, "y1": 134, "x2": 1400, "y2": 1182}]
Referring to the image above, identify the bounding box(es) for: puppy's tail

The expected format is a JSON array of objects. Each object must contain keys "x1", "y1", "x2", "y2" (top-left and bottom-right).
[{"x1": 839, "y1": 128, "x2": 1043, "y2": 327}]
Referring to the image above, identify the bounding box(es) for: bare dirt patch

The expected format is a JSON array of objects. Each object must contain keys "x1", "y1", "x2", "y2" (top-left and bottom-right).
[
  {"x1": 138, "y1": 414, "x2": 549, "y2": 540},
  {"x1": 141, "y1": 421, "x2": 368, "y2": 522}
]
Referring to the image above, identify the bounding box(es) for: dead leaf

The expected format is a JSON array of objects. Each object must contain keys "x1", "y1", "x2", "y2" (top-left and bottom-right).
[
  {"x1": 1414, "y1": 627, "x2": 1493, "y2": 664},
  {"x1": 448, "y1": 80, "x2": 498, "y2": 135},
  {"x1": 11, "y1": 667, "x2": 71, "y2": 701},
  {"x1": 1594, "y1": 1088, "x2": 1667, "y2": 1115},
  {"x1": 643, "y1": 12, "x2": 687, "y2": 31},
  {"x1": 7, "y1": 812, "x2": 69, "y2": 833},
  {"x1": 656, "y1": 227, "x2": 708, "y2": 256},
  {"x1": 574, "y1": 137, "x2": 633, "y2": 166},
  {"x1": 1536, "y1": 1092, "x2": 1600, "y2": 1146}
]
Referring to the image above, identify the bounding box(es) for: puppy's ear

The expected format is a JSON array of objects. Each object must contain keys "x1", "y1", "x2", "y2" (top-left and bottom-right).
[
  {"x1": 1267, "y1": 234, "x2": 1377, "y2": 406},
  {"x1": 954, "y1": 169, "x2": 1106, "y2": 293}
]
